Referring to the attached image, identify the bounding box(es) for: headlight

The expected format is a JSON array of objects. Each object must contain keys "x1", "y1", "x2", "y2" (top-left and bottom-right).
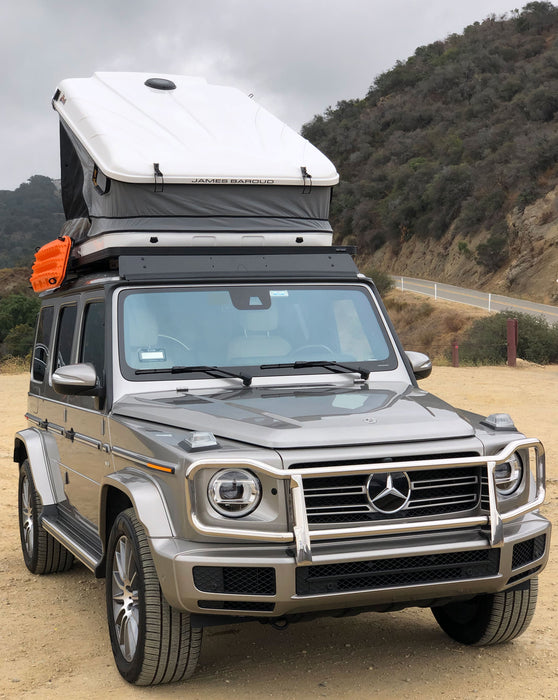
[
  {"x1": 494, "y1": 453, "x2": 523, "y2": 495},
  {"x1": 208, "y1": 469, "x2": 262, "y2": 518}
]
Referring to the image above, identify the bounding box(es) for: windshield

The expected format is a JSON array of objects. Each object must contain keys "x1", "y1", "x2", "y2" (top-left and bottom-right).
[{"x1": 119, "y1": 284, "x2": 397, "y2": 379}]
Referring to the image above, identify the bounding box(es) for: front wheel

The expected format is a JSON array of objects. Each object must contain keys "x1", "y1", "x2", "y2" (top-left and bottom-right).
[
  {"x1": 432, "y1": 578, "x2": 538, "y2": 646},
  {"x1": 105, "y1": 508, "x2": 202, "y2": 685}
]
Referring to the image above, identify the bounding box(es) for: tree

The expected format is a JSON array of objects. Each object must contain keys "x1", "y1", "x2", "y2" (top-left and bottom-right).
[
  {"x1": 524, "y1": 86, "x2": 558, "y2": 121},
  {"x1": 4, "y1": 323, "x2": 35, "y2": 357},
  {"x1": 0, "y1": 176, "x2": 64, "y2": 267},
  {"x1": 516, "y1": 2, "x2": 558, "y2": 32},
  {"x1": 0, "y1": 293, "x2": 40, "y2": 342}
]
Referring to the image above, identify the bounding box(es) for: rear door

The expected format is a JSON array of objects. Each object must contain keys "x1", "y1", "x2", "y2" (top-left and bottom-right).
[{"x1": 51, "y1": 294, "x2": 109, "y2": 527}]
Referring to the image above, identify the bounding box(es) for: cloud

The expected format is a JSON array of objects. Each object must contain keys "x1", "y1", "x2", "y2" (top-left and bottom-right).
[{"x1": 0, "y1": 0, "x2": 516, "y2": 189}]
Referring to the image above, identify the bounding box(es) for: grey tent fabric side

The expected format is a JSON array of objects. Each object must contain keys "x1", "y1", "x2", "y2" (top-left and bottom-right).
[
  {"x1": 60, "y1": 123, "x2": 89, "y2": 220},
  {"x1": 60, "y1": 123, "x2": 98, "y2": 222},
  {"x1": 59, "y1": 121, "x2": 333, "y2": 244},
  {"x1": 95, "y1": 181, "x2": 331, "y2": 220},
  {"x1": 87, "y1": 216, "x2": 332, "y2": 237}
]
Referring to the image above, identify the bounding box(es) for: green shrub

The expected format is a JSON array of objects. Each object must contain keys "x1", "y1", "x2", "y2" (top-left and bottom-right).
[
  {"x1": 459, "y1": 311, "x2": 558, "y2": 364},
  {"x1": 4, "y1": 323, "x2": 35, "y2": 357},
  {"x1": 475, "y1": 225, "x2": 509, "y2": 271},
  {"x1": 362, "y1": 265, "x2": 394, "y2": 296},
  {"x1": 515, "y1": 185, "x2": 540, "y2": 212},
  {"x1": 457, "y1": 240, "x2": 473, "y2": 258},
  {"x1": 415, "y1": 300, "x2": 435, "y2": 319},
  {"x1": 0, "y1": 293, "x2": 40, "y2": 342}
]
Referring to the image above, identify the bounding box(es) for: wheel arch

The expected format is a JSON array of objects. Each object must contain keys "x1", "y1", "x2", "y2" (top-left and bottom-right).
[
  {"x1": 14, "y1": 428, "x2": 65, "y2": 506},
  {"x1": 99, "y1": 468, "x2": 176, "y2": 571}
]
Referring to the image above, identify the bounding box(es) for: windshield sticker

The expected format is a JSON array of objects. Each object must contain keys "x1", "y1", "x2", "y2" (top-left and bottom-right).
[
  {"x1": 270, "y1": 290, "x2": 289, "y2": 297},
  {"x1": 138, "y1": 348, "x2": 167, "y2": 362}
]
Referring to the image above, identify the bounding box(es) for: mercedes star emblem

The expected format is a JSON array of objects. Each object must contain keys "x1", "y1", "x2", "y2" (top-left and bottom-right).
[{"x1": 366, "y1": 472, "x2": 411, "y2": 513}]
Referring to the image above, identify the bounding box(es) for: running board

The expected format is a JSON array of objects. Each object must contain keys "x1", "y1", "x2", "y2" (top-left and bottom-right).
[{"x1": 41, "y1": 505, "x2": 103, "y2": 573}]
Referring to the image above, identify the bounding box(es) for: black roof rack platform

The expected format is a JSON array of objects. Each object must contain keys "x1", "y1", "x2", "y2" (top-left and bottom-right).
[{"x1": 117, "y1": 247, "x2": 359, "y2": 283}]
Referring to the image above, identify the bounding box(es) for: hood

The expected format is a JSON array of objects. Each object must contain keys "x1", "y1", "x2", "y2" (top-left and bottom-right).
[{"x1": 112, "y1": 382, "x2": 477, "y2": 450}]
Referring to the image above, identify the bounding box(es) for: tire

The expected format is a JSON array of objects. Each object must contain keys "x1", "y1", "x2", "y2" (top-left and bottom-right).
[
  {"x1": 432, "y1": 578, "x2": 538, "y2": 646},
  {"x1": 18, "y1": 460, "x2": 74, "y2": 574},
  {"x1": 105, "y1": 508, "x2": 202, "y2": 685}
]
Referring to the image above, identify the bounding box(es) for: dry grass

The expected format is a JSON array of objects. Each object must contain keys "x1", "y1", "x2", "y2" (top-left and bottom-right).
[
  {"x1": 384, "y1": 289, "x2": 490, "y2": 362},
  {"x1": 537, "y1": 207, "x2": 557, "y2": 225},
  {"x1": 0, "y1": 355, "x2": 29, "y2": 374}
]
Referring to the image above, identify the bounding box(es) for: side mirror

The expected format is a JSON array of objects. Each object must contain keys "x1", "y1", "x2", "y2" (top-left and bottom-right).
[
  {"x1": 405, "y1": 351, "x2": 432, "y2": 381},
  {"x1": 52, "y1": 363, "x2": 101, "y2": 395}
]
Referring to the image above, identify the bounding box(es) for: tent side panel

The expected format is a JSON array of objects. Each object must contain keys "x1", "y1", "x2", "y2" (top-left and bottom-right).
[
  {"x1": 60, "y1": 123, "x2": 89, "y2": 220},
  {"x1": 90, "y1": 180, "x2": 330, "y2": 218},
  {"x1": 87, "y1": 215, "x2": 332, "y2": 237}
]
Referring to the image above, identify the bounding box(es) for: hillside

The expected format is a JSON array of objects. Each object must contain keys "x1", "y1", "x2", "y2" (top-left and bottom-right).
[
  {"x1": 303, "y1": 1, "x2": 558, "y2": 303},
  {"x1": 0, "y1": 175, "x2": 64, "y2": 268}
]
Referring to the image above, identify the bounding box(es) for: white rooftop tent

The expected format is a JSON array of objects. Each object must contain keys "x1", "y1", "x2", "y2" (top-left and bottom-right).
[{"x1": 53, "y1": 72, "x2": 339, "y2": 252}]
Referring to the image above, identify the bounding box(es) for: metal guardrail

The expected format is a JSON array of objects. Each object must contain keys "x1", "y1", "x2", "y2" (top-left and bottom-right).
[{"x1": 395, "y1": 276, "x2": 558, "y2": 324}]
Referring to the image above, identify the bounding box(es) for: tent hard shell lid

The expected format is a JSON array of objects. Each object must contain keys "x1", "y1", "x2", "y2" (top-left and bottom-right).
[
  {"x1": 52, "y1": 72, "x2": 339, "y2": 257},
  {"x1": 54, "y1": 72, "x2": 338, "y2": 186}
]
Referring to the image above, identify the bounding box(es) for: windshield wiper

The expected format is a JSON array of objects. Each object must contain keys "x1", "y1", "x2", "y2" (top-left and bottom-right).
[
  {"x1": 259, "y1": 360, "x2": 370, "y2": 380},
  {"x1": 135, "y1": 365, "x2": 252, "y2": 386}
]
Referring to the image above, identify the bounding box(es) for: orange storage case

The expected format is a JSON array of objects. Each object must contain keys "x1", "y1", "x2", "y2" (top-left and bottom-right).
[{"x1": 30, "y1": 236, "x2": 72, "y2": 293}]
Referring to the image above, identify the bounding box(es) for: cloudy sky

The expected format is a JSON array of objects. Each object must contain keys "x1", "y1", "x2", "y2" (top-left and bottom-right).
[{"x1": 1, "y1": 0, "x2": 522, "y2": 190}]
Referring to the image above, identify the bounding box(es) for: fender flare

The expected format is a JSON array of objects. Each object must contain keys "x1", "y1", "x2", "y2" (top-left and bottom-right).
[
  {"x1": 13, "y1": 428, "x2": 65, "y2": 506},
  {"x1": 100, "y1": 468, "x2": 176, "y2": 545}
]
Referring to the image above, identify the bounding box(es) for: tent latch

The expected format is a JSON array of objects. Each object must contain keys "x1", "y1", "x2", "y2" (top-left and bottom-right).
[
  {"x1": 154, "y1": 163, "x2": 164, "y2": 192},
  {"x1": 301, "y1": 166, "x2": 312, "y2": 194}
]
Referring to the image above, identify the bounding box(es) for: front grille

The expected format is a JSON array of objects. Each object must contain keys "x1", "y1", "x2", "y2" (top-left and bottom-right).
[
  {"x1": 193, "y1": 566, "x2": 276, "y2": 595},
  {"x1": 197, "y1": 600, "x2": 275, "y2": 612},
  {"x1": 512, "y1": 535, "x2": 546, "y2": 569},
  {"x1": 298, "y1": 464, "x2": 483, "y2": 524},
  {"x1": 296, "y1": 549, "x2": 500, "y2": 595},
  {"x1": 481, "y1": 474, "x2": 490, "y2": 510}
]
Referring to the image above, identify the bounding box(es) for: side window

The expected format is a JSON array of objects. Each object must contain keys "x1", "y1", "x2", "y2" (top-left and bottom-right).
[
  {"x1": 54, "y1": 304, "x2": 78, "y2": 369},
  {"x1": 32, "y1": 306, "x2": 54, "y2": 382},
  {"x1": 80, "y1": 301, "x2": 105, "y2": 374}
]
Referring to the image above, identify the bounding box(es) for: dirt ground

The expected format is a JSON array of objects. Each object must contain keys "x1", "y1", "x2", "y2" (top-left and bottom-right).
[{"x1": 1, "y1": 367, "x2": 557, "y2": 700}]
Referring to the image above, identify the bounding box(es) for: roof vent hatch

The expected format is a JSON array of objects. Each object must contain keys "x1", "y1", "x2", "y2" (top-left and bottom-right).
[{"x1": 144, "y1": 77, "x2": 177, "y2": 91}]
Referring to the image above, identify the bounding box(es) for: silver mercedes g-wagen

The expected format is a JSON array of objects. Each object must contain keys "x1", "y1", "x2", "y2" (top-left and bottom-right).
[
  {"x1": 14, "y1": 72, "x2": 551, "y2": 686},
  {"x1": 15, "y1": 247, "x2": 550, "y2": 684}
]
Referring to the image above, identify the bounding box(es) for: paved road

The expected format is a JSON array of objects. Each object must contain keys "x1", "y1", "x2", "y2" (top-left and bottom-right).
[{"x1": 396, "y1": 276, "x2": 558, "y2": 325}]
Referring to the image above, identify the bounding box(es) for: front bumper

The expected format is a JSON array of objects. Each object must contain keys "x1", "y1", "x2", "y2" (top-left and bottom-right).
[
  {"x1": 151, "y1": 512, "x2": 551, "y2": 617},
  {"x1": 185, "y1": 438, "x2": 547, "y2": 565},
  {"x1": 152, "y1": 437, "x2": 550, "y2": 617}
]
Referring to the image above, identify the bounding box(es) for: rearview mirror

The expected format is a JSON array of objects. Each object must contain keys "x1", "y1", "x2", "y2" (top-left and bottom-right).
[
  {"x1": 52, "y1": 363, "x2": 101, "y2": 395},
  {"x1": 405, "y1": 351, "x2": 432, "y2": 381}
]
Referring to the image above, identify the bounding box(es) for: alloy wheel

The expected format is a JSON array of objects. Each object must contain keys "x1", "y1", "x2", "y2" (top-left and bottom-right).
[{"x1": 110, "y1": 535, "x2": 140, "y2": 662}]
